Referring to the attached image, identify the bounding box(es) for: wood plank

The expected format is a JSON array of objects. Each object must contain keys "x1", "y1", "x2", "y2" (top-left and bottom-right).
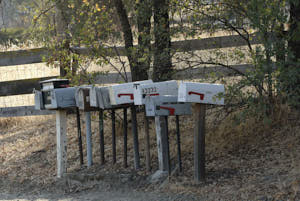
[
  {"x1": 0, "y1": 76, "x2": 56, "y2": 96},
  {"x1": 0, "y1": 35, "x2": 260, "y2": 66},
  {"x1": 0, "y1": 48, "x2": 49, "y2": 66},
  {"x1": 0, "y1": 64, "x2": 253, "y2": 97},
  {"x1": 0, "y1": 106, "x2": 54, "y2": 117}
]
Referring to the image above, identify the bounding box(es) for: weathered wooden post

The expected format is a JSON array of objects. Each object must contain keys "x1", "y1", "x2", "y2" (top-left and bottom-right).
[
  {"x1": 175, "y1": 115, "x2": 182, "y2": 172},
  {"x1": 145, "y1": 95, "x2": 191, "y2": 174},
  {"x1": 56, "y1": 110, "x2": 67, "y2": 178},
  {"x1": 34, "y1": 79, "x2": 76, "y2": 178},
  {"x1": 75, "y1": 86, "x2": 98, "y2": 167},
  {"x1": 123, "y1": 108, "x2": 128, "y2": 168},
  {"x1": 133, "y1": 80, "x2": 178, "y2": 172},
  {"x1": 178, "y1": 82, "x2": 225, "y2": 182}
]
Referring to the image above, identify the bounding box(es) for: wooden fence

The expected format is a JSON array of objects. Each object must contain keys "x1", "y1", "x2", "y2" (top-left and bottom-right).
[{"x1": 0, "y1": 34, "x2": 260, "y2": 117}]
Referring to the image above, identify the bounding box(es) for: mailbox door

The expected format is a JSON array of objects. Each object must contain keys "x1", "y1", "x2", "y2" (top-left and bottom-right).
[
  {"x1": 99, "y1": 87, "x2": 112, "y2": 109},
  {"x1": 34, "y1": 90, "x2": 44, "y2": 110},
  {"x1": 178, "y1": 82, "x2": 224, "y2": 105},
  {"x1": 134, "y1": 80, "x2": 178, "y2": 105},
  {"x1": 89, "y1": 87, "x2": 99, "y2": 107},
  {"x1": 54, "y1": 88, "x2": 76, "y2": 109},
  {"x1": 145, "y1": 96, "x2": 192, "y2": 116},
  {"x1": 109, "y1": 80, "x2": 153, "y2": 105}
]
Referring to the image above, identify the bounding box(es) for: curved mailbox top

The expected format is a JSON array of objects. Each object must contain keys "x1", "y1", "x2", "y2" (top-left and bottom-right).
[
  {"x1": 133, "y1": 80, "x2": 178, "y2": 105},
  {"x1": 178, "y1": 82, "x2": 225, "y2": 105}
]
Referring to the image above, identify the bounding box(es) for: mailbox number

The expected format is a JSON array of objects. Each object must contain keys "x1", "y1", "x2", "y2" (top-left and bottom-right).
[{"x1": 142, "y1": 87, "x2": 157, "y2": 94}]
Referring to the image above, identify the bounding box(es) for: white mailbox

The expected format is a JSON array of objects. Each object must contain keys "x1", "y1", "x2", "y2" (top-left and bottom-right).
[
  {"x1": 108, "y1": 80, "x2": 153, "y2": 105},
  {"x1": 178, "y1": 82, "x2": 225, "y2": 105},
  {"x1": 133, "y1": 80, "x2": 178, "y2": 105},
  {"x1": 34, "y1": 79, "x2": 76, "y2": 110},
  {"x1": 145, "y1": 96, "x2": 192, "y2": 116}
]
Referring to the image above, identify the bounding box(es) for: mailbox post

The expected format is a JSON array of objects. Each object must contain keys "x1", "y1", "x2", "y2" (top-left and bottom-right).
[
  {"x1": 133, "y1": 80, "x2": 178, "y2": 171},
  {"x1": 34, "y1": 79, "x2": 76, "y2": 178},
  {"x1": 75, "y1": 86, "x2": 98, "y2": 167},
  {"x1": 108, "y1": 80, "x2": 153, "y2": 170},
  {"x1": 178, "y1": 82, "x2": 225, "y2": 182},
  {"x1": 145, "y1": 95, "x2": 191, "y2": 174}
]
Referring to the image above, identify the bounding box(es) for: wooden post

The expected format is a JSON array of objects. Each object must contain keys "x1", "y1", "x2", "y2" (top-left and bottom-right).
[
  {"x1": 155, "y1": 116, "x2": 170, "y2": 172},
  {"x1": 144, "y1": 112, "x2": 151, "y2": 171},
  {"x1": 111, "y1": 109, "x2": 116, "y2": 164},
  {"x1": 165, "y1": 116, "x2": 171, "y2": 174},
  {"x1": 194, "y1": 104, "x2": 206, "y2": 182},
  {"x1": 85, "y1": 111, "x2": 93, "y2": 167},
  {"x1": 56, "y1": 110, "x2": 67, "y2": 178},
  {"x1": 131, "y1": 105, "x2": 140, "y2": 169},
  {"x1": 76, "y1": 108, "x2": 84, "y2": 165},
  {"x1": 175, "y1": 115, "x2": 182, "y2": 172},
  {"x1": 99, "y1": 109, "x2": 105, "y2": 164},
  {"x1": 123, "y1": 108, "x2": 128, "y2": 168}
]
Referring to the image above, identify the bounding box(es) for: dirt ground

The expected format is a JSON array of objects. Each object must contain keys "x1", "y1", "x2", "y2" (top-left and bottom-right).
[{"x1": 0, "y1": 107, "x2": 300, "y2": 201}]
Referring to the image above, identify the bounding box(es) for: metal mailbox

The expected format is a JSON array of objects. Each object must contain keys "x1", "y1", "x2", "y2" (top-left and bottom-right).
[
  {"x1": 75, "y1": 86, "x2": 97, "y2": 111},
  {"x1": 34, "y1": 79, "x2": 76, "y2": 110},
  {"x1": 90, "y1": 86, "x2": 115, "y2": 109},
  {"x1": 133, "y1": 80, "x2": 178, "y2": 105},
  {"x1": 108, "y1": 80, "x2": 153, "y2": 105},
  {"x1": 178, "y1": 82, "x2": 225, "y2": 105},
  {"x1": 145, "y1": 96, "x2": 192, "y2": 116}
]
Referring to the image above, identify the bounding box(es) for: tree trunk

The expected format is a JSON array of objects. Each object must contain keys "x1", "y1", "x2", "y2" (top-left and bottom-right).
[
  {"x1": 136, "y1": 0, "x2": 152, "y2": 80},
  {"x1": 287, "y1": 1, "x2": 300, "y2": 106},
  {"x1": 112, "y1": 0, "x2": 138, "y2": 81},
  {"x1": 153, "y1": 0, "x2": 172, "y2": 81}
]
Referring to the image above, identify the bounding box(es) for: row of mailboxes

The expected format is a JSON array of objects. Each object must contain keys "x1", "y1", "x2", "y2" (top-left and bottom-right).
[{"x1": 34, "y1": 79, "x2": 225, "y2": 111}]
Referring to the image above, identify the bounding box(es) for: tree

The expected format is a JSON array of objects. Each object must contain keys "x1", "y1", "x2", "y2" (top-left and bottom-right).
[
  {"x1": 172, "y1": 0, "x2": 299, "y2": 119},
  {"x1": 153, "y1": 0, "x2": 172, "y2": 81}
]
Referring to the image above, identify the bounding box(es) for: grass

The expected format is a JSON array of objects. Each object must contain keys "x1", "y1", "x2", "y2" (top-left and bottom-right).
[{"x1": 0, "y1": 103, "x2": 299, "y2": 200}]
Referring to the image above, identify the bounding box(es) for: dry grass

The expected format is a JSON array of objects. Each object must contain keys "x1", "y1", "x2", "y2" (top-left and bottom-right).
[{"x1": 1, "y1": 103, "x2": 299, "y2": 200}]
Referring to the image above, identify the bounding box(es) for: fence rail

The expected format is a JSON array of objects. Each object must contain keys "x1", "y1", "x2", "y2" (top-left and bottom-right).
[{"x1": 0, "y1": 34, "x2": 260, "y2": 118}]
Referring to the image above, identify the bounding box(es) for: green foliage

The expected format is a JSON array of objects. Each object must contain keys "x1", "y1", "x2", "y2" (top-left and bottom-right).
[{"x1": 172, "y1": 0, "x2": 300, "y2": 121}]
